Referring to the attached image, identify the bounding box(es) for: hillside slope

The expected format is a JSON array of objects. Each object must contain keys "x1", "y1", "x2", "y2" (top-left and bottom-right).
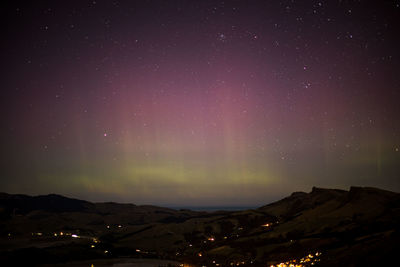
[{"x1": 0, "y1": 187, "x2": 399, "y2": 266}]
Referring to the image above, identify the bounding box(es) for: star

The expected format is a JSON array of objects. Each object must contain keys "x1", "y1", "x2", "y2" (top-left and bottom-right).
[{"x1": 217, "y1": 33, "x2": 226, "y2": 42}]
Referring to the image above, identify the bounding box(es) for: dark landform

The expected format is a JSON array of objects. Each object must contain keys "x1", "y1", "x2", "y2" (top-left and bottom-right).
[{"x1": 1, "y1": 186, "x2": 399, "y2": 266}]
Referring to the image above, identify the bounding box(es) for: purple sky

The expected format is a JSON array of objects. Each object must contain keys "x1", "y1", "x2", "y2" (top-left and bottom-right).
[{"x1": 2, "y1": 1, "x2": 400, "y2": 206}]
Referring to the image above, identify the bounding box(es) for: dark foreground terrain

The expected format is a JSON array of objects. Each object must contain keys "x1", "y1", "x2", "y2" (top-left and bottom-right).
[{"x1": 1, "y1": 186, "x2": 399, "y2": 266}]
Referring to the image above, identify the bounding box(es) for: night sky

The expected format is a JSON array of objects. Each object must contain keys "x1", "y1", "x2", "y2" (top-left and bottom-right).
[{"x1": 2, "y1": 0, "x2": 400, "y2": 206}]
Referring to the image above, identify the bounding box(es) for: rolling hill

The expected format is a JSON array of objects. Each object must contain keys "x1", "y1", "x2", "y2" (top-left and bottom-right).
[{"x1": 1, "y1": 187, "x2": 399, "y2": 266}]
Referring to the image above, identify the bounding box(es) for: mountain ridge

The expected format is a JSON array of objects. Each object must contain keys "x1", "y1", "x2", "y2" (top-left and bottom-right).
[{"x1": 2, "y1": 185, "x2": 397, "y2": 213}]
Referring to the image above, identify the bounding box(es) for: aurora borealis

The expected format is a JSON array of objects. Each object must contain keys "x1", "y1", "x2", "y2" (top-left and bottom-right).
[{"x1": 2, "y1": 1, "x2": 400, "y2": 206}]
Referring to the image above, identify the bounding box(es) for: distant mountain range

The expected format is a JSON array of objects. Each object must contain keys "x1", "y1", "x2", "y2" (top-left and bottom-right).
[{"x1": 1, "y1": 186, "x2": 399, "y2": 266}]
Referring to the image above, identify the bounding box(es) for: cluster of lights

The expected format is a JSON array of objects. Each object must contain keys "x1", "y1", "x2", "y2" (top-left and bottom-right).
[
  {"x1": 32, "y1": 231, "x2": 80, "y2": 237},
  {"x1": 27, "y1": 231, "x2": 103, "y2": 251},
  {"x1": 270, "y1": 252, "x2": 321, "y2": 267},
  {"x1": 299, "y1": 252, "x2": 321, "y2": 264},
  {"x1": 106, "y1": 224, "x2": 123, "y2": 229},
  {"x1": 90, "y1": 237, "x2": 99, "y2": 248},
  {"x1": 212, "y1": 260, "x2": 220, "y2": 266},
  {"x1": 229, "y1": 261, "x2": 247, "y2": 266}
]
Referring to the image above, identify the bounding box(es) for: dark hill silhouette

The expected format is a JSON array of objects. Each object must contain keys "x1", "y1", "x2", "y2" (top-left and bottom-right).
[
  {"x1": 0, "y1": 193, "x2": 93, "y2": 215},
  {"x1": 0, "y1": 187, "x2": 399, "y2": 266},
  {"x1": 258, "y1": 187, "x2": 348, "y2": 217}
]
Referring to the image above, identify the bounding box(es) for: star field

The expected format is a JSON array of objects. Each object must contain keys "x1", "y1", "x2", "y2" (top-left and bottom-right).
[{"x1": 1, "y1": 0, "x2": 400, "y2": 206}]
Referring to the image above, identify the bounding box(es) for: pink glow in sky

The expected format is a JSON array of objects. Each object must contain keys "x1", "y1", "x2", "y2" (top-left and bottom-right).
[{"x1": 2, "y1": 1, "x2": 400, "y2": 206}]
